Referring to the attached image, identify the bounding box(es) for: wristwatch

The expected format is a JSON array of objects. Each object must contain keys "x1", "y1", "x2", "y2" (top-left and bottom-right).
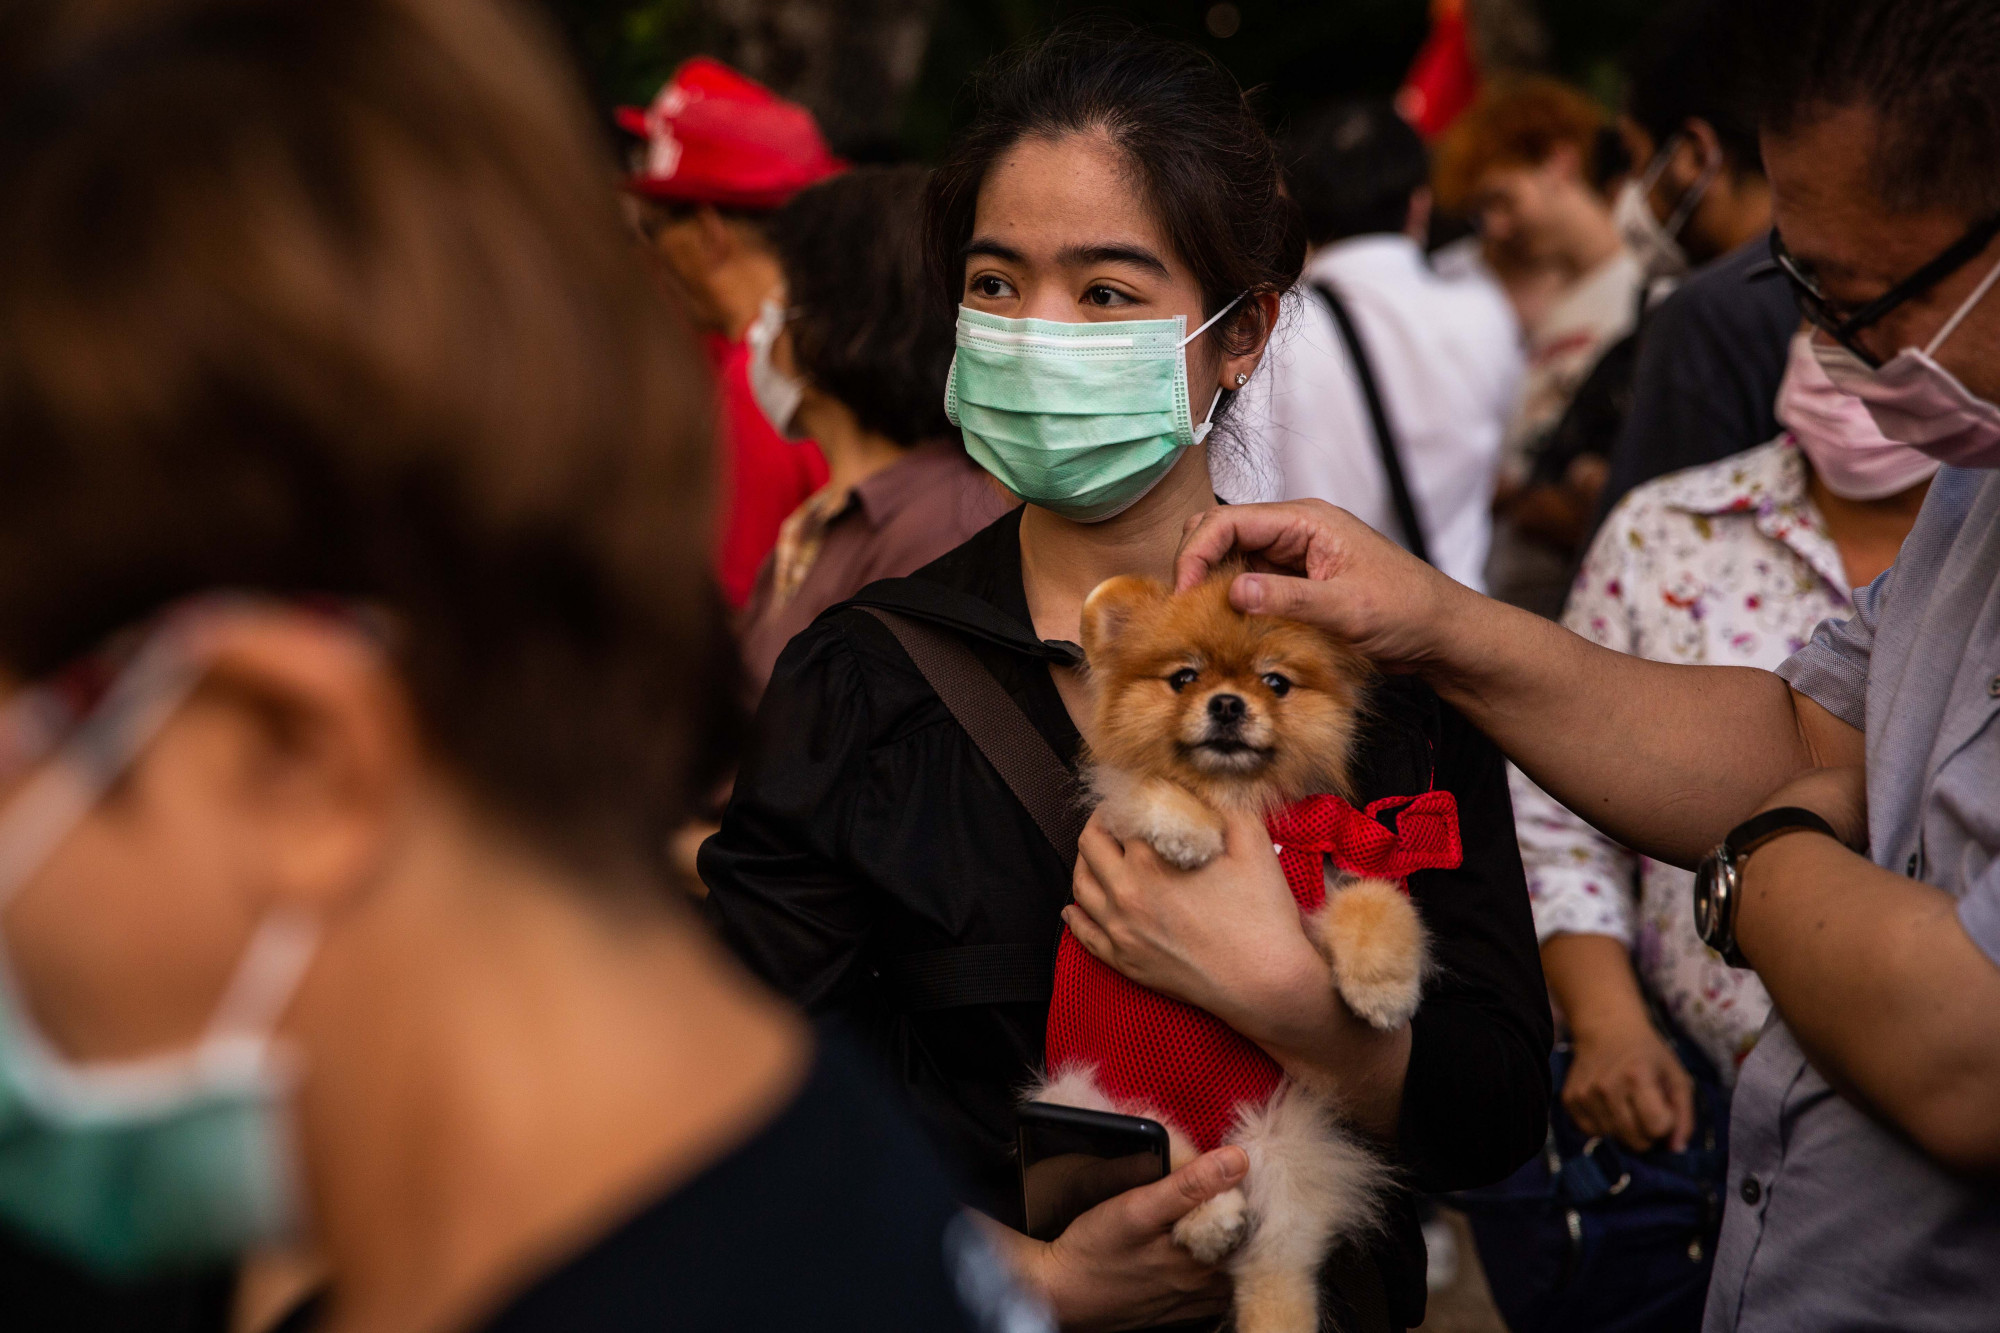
[{"x1": 1693, "y1": 807, "x2": 1838, "y2": 967}]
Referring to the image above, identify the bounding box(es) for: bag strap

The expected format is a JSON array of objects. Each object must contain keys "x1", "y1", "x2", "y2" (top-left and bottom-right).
[
  {"x1": 860, "y1": 606, "x2": 1088, "y2": 866},
  {"x1": 1309, "y1": 282, "x2": 1432, "y2": 565}
]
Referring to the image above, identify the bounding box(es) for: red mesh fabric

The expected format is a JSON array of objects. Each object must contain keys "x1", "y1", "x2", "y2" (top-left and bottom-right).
[{"x1": 1045, "y1": 790, "x2": 1463, "y2": 1152}]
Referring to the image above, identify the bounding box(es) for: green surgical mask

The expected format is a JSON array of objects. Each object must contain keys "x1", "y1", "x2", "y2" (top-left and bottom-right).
[
  {"x1": 0, "y1": 608, "x2": 314, "y2": 1276},
  {"x1": 945, "y1": 296, "x2": 1244, "y2": 522}
]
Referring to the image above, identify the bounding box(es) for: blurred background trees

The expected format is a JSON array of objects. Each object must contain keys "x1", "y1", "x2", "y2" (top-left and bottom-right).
[{"x1": 539, "y1": 0, "x2": 1660, "y2": 162}]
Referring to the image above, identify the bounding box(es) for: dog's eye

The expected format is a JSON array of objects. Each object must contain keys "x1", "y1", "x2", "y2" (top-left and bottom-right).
[
  {"x1": 1261, "y1": 673, "x2": 1292, "y2": 697},
  {"x1": 1168, "y1": 668, "x2": 1199, "y2": 692}
]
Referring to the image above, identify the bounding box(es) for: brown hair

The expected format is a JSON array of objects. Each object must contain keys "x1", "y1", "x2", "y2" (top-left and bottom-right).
[
  {"x1": 1432, "y1": 76, "x2": 1610, "y2": 214},
  {"x1": 0, "y1": 0, "x2": 736, "y2": 882}
]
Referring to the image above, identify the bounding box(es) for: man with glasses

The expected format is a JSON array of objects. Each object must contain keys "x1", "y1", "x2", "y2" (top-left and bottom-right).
[{"x1": 1171, "y1": 2, "x2": 2000, "y2": 1327}]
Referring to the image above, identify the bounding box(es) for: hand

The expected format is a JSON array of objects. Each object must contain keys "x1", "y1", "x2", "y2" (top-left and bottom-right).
[
  {"x1": 1562, "y1": 1017, "x2": 1695, "y2": 1153},
  {"x1": 1754, "y1": 764, "x2": 1867, "y2": 851},
  {"x1": 1064, "y1": 806, "x2": 1320, "y2": 1037},
  {"x1": 986, "y1": 1147, "x2": 1246, "y2": 1330},
  {"x1": 1172, "y1": 500, "x2": 1475, "y2": 672}
]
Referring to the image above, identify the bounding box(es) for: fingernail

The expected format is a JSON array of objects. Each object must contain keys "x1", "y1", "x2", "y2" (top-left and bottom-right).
[
  {"x1": 1235, "y1": 575, "x2": 1264, "y2": 612},
  {"x1": 1217, "y1": 1146, "x2": 1248, "y2": 1180}
]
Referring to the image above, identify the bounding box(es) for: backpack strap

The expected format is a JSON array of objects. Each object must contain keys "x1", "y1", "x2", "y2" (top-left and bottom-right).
[
  {"x1": 860, "y1": 606, "x2": 1089, "y2": 866},
  {"x1": 1309, "y1": 281, "x2": 1432, "y2": 566},
  {"x1": 858, "y1": 606, "x2": 1085, "y2": 1012}
]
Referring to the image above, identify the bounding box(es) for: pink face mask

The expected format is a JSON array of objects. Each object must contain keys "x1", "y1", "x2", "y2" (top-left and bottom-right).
[
  {"x1": 1779, "y1": 331, "x2": 1940, "y2": 500},
  {"x1": 1811, "y1": 253, "x2": 2000, "y2": 468}
]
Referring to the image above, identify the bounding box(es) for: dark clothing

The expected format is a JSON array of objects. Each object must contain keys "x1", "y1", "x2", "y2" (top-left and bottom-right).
[
  {"x1": 269, "y1": 1038, "x2": 1005, "y2": 1333},
  {"x1": 701, "y1": 507, "x2": 1553, "y2": 1330},
  {"x1": 0, "y1": 1232, "x2": 231, "y2": 1333},
  {"x1": 1594, "y1": 234, "x2": 1799, "y2": 528}
]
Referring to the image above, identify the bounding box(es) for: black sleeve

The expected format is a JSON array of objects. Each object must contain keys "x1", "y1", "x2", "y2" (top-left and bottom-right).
[
  {"x1": 1397, "y1": 700, "x2": 1553, "y2": 1191},
  {"x1": 699, "y1": 619, "x2": 879, "y2": 1010},
  {"x1": 1594, "y1": 242, "x2": 1796, "y2": 525}
]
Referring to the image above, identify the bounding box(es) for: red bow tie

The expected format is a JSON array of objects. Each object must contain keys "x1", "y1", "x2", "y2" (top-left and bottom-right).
[{"x1": 1265, "y1": 790, "x2": 1463, "y2": 882}]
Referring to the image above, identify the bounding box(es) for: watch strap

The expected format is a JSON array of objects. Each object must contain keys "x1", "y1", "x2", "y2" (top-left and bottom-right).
[{"x1": 1728, "y1": 806, "x2": 1839, "y2": 858}]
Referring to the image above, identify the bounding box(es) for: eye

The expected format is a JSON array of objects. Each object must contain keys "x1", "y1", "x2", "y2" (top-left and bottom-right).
[
  {"x1": 968, "y1": 273, "x2": 1014, "y2": 300},
  {"x1": 1083, "y1": 284, "x2": 1135, "y2": 308},
  {"x1": 1261, "y1": 673, "x2": 1292, "y2": 697},
  {"x1": 1168, "y1": 668, "x2": 1198, "y2": 692}
]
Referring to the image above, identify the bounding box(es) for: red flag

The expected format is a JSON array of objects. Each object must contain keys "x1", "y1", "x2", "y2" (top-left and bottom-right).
[{"x1": 1396, "y1": 0, "x2": 1480, "y2": 140}]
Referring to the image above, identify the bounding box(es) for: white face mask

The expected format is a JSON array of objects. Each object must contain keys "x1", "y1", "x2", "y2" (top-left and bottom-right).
[
  {"x1": 1612, "y1": 135, "x2": 1718, "y2": 283},
  {"x1": 745, "y1": 296, "x2": 807, "y2": 440},
  {"x1": 1811, "y1": 252, "x2": 2000, "y2": 468}
]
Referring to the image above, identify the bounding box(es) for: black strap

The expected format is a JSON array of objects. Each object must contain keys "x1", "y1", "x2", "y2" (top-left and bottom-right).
[
  {"x1": 860, "y1": 607, "x2": 1088, "y2": 866},
  {"x1": 1310, "y1": 282, "x2": 1432, "y2": 565}
]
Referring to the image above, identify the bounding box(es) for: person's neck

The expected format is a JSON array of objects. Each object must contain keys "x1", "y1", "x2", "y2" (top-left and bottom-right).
[
  {"x1": 796, "y1": 395, "x2": 910, "y2": 494},
  {"x1": 294, "y1": 808, "x2": 807, "y2": 1333},
  {"x1": 1554, "y1": 200, "x2": 1624, "y2": 286},
  {"x1": 1690, "y1": 174, "x2": 1773, "y2": 265},
  {"x1": 1018, "y1": 445, "x2": 1214, "y2": 646},
  {"x1": 1808, "y1": 469, "x2": 1931, "y2": 590},
  {"x1": 709, "y1": 251, "x2": 784, "y2": 344}
]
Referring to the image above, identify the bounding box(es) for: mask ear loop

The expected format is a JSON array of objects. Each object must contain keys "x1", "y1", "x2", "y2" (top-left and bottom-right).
[
  {"x1": 1924, "y1": 252, "x2": 2000, "y2": 357},
  {"x1": 1660, "y1": 143, "x2": 1720, "y2": 240},
  {"x1": 1180, "y1": 292, "x2": 1249, "y2": 445}
]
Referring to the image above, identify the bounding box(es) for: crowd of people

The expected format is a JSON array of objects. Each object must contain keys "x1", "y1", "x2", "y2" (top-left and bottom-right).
[{"x1": 2, "y1": 0, "x2": 1997, "y2": 1331}]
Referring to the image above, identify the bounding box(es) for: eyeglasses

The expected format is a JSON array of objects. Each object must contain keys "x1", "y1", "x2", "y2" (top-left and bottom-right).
[{"x1": 1770, "y1": 212, "x2": 2000, "y2": 368}]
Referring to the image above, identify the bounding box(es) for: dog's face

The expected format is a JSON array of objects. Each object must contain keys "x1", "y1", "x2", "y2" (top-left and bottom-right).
[{"x1": 1080, "y1": 569, "x2": 1372, "y2": 810}]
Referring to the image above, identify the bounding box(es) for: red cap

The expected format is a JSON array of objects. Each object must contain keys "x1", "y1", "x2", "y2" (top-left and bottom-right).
[{"x1": 618, "y1": 57, "x2": 844, "y2": 210}]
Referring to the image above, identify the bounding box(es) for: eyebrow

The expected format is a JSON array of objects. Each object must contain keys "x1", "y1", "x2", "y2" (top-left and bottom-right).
[
  {"x1": 963, "y1": 236, "x2": 1025, "y2": 264},
  {"x1": 960, "y1": 236, "x2": 1171, "y2": 279}
]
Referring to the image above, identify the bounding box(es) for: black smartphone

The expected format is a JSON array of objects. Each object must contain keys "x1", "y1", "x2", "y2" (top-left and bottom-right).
[{"x1": 1018, "y1": 1100, "x2": 1171, "y2": 1241}]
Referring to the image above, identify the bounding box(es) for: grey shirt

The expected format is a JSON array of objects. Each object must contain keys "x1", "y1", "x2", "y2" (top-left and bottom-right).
[{"x1": 1710, "y1": 464, "x2": 2000, "y2": 1331}]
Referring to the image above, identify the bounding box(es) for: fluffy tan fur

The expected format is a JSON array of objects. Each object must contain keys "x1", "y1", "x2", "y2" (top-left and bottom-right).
[{"x1": 1040, "y1": 568, "x2": 1430, "y2": 1333}]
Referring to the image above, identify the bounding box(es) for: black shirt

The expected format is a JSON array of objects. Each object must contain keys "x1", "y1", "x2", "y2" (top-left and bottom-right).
[
  {"x1": 701, "y1": 508, "x2": 1551, "y2": 1329},
  {"x1": 1594, "y1": 233, "x2": 1799, "y2": 527},
  {"x1": 270, "y1": 1038, "x2": 1016, "y2": 1333}
]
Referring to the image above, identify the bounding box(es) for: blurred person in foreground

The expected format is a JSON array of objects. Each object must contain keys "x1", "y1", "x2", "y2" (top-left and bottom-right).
[
  {"x1": 1509, "y1": 0, "x2": 1778, "y2": 564},
  {"x1": 622, "y1": 58, "x2": 840, "y2": 610},
  {"x1": 737, "y1": 165, "x2": 1013, "y2": 697},
  {"x1": 1218, "y1": 99, "x2": 1522, "y2": 591},
  {"x1": 0, "y1": 3, "x2": 1037, "y2": 1331},
  {"x1": 1433, "y1": 78, "x2": 1643, "y2": 618},
  {"x1": 1173, "y1": 0, "x2": 2000, "y2": 1323},
  {"x1": 1465, "y1": 330, "x2": 1935, "y2": 1333}
]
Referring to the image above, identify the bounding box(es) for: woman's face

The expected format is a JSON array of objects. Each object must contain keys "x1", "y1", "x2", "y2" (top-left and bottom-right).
[{"x1": 962, "y1": 131, "x2": 1245, "y2": 393}]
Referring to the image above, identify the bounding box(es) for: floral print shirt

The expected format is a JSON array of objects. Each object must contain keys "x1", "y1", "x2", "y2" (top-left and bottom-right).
[{"x1": 1510, "y1": 438, "x2": 1853, "y2": 1081}]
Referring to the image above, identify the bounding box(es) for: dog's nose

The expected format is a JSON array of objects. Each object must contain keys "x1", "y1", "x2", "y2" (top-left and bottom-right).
[{"x1": 1208, "y1": 693, "x2": 1247, "y2": 725}]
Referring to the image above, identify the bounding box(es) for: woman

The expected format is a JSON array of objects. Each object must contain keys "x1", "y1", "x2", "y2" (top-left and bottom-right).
[
  {"x1": 702, "y1": 28, "x2": 1551, "y2": 1332},
  {"x1": 0, "y1": 3, "x2": 1030, "y2": 1331},
  {"x1": 1473, "y1": 330, "x2": 1936, "y2": 1330},
  {"x1": 739, "y1": 164, "x2": 1013, "y2": 696}
]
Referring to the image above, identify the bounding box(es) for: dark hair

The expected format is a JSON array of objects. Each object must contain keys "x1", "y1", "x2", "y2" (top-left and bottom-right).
[
  {"x1": 0, "y1": 0, "x2": 736, "y2": 884},
  {"x1": 771, "y1": 165, "x2": 953, "y2": 447},
  {"x1": 1748, "y1": 0, "x2": 2000, "y2": 216},
  {"x1": 1625, "y1": 0, "x2": 1761, "y2": 176},
  {"x1": 924, "y1": 24, "x2": 1304, "y2": 368},
  {"x1": 1283, "y1": 100, "x2": 1428, "y2": 246}
]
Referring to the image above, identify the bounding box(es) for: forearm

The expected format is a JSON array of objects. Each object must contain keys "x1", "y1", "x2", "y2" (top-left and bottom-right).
[
  {"x1": 1225, "y1": 944, "x2": 1409, "y2": 1141},
  {"x1": 1423, "y1": 590, "x2": 1821, "y2": 866},
  {"x1": 1738, "y1": 834, "x2": 2000, "y2": 1172},
  {"x1": 1540, "y1": 933, "x2": 1649, "y2": 1040}
]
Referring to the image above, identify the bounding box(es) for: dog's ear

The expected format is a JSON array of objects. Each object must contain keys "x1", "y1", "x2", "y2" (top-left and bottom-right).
[{"x1": 1080, "y1": 576, "x2": 1165, "y2": 658}]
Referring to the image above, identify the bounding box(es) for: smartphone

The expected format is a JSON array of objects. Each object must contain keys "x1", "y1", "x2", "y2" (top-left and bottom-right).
[{"x1": 1018, "y1": 1100, "x2": 1171, "y2": 1240}]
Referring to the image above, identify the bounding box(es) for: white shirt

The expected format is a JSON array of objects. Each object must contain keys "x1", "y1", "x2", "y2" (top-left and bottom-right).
[
  {"x1": 1510, "y1": 438, "x2": 1851, "y2": 1080},
  {"x1": 1218, "y1": 235, "x2": 1524, "y2": 591}
]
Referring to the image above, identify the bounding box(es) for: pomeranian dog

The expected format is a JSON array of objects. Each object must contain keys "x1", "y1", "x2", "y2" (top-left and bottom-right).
[{"x1": 1030, "y1": 568, "x2": 1438, "y2": 1333}]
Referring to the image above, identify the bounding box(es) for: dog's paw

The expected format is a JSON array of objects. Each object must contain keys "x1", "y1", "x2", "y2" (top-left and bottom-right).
[
  {"x1": 1149, "y1": 821, "x2": 1225, "y2": 870},
  {"x1": 1171, "y1": 1186, "x2": 1250, "y2": 1264},
  {"x1": 1314, "y1": 878, "x2": 1427, "y2": 1030}
]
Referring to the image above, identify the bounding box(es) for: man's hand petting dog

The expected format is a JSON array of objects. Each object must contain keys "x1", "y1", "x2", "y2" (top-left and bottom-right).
[{"x1": 1066, "y1": 806, "x2": 1321, "y2": 1040}]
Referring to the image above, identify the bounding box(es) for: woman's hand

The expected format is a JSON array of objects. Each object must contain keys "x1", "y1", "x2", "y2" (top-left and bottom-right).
[
  {"x1": 1171, "y1": 500, "x2": 1480, "y2": 673},
  {"x1": 1562, "y1": 1017, "x2": 1695, "y2": 1153},
  {"x1": 980, "y1": 1148, "x2": 1245, "y2": 1330},
  {"x1": 1065, "y1": 807, "x2": 1321, "y2": 1035}
]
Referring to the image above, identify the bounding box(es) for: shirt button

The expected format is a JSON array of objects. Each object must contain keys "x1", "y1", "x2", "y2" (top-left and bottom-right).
[
  {"x1": 1740, "y1": 1176, "x2": 1763, "y2": 1205},
  {"x1": 1990, "y1": 674, "x2": 2000, "y2": 698}
]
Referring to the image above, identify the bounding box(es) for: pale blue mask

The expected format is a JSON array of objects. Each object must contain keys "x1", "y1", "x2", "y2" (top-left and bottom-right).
[
  {"x1": 944, "y1": 296, "x2": 1245, "y2": 522},
  {"x1": 0, "y1": 609, "x2": 315, "y2": 1276}
]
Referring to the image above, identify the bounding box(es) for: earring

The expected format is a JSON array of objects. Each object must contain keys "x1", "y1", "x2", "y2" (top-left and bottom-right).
[{"x1": 1233, "y1": 372, "x2": 1248, "y2": 387}]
